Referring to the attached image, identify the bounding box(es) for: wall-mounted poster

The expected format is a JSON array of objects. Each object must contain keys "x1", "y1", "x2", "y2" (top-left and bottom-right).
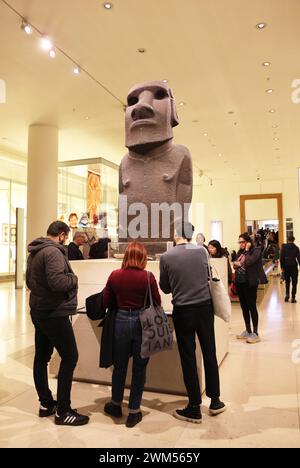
[
  {"x1": 87, "y1": 171, "x2": 101, "y2": 220},
  {"x1": 2, "y1": 224, "x2": 16, "y2": 245}
]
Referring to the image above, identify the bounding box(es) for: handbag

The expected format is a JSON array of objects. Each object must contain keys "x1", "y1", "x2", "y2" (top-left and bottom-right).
[
  {"x1": 139, "y1": 271, "x2": 173, "y2": 359},
  {"x1": 208, "y1": 259, "x2": 231, "y2": 323},
  {"x1": 85, "y1": 290, "x2": 106, "y2": 321}
]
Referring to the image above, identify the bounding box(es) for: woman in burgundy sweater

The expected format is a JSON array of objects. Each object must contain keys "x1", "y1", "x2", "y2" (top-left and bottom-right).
[{"x1": 103, "y1": 242, "x2": 161, "y2": 428}]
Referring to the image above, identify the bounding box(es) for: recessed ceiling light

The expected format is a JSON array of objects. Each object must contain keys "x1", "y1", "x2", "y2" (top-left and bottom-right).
[
  {"x1": 218, "y1": 153, "x2": 222, "y2": 157},
  {"x1": 266, "y1": 89, "x2": 274, "y2": 94},
  {"x1": 49, "y1": 48, "x2": 56, "y2": 59},
  {"x1": 103, "y1": 2, "x2": 113, "y2": 9},
  {"x1": 269, "y1": 109, "x2": 276, "y2": 113},
  {"x1": 256, "y1": 22, "x2": 267, "y2": 29},
  {"x1": 137, "y1": 48, "x2": 146, "y2": 54},
  {"x1": 40, "y1": 37, "x2": 53, "y2": 51},
  {"x1": 73, "y1": 66, "x2": 81, "y2": 75},
  {"x1": 85, "y1": 116, "x2": 90, "y2": 120},
  {"x1": 262, "y1": 61, "x2": 271, "y2": 67},
  {"x1": 272, "y1": 124, "x2": 279, "y2": 128},
  {"x1": 274, "y1": 137, "x2": 279, "y2": 141},
  {"x1": 203, "y1": 132, "x2": 208, "y2": 137},
  {"x1": 179, "y1": 102, "x2": 186, "y2": 106},
  {"x1": 21, "y1": 20, "x2": 32, "y2": 35},
  {"x1": 162, "y1": 79, "x2": 168, "y2": 83}
]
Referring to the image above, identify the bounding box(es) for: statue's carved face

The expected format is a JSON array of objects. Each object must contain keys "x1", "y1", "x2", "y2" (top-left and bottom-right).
[{"x1": 125, "y1": 81, "x2": 178, "y2": 152}]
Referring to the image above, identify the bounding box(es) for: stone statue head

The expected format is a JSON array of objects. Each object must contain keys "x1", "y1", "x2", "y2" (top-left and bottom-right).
[{"x1": 125, "y1": 80, "x2": 179, "y2": 153}]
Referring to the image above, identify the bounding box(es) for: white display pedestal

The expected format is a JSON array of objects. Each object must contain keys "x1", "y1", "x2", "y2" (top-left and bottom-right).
[{"x1": 50, "y1": 257, "x2": 229, "y2": 396}]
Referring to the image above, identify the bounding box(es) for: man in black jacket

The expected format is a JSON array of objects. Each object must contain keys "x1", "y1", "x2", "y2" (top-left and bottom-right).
[
  {"x1": 280, "y1": 235, "x2": 300, "y2": 303},
  {"x1": 26, "y1": 221, "x2": 89, "y2": 426}
]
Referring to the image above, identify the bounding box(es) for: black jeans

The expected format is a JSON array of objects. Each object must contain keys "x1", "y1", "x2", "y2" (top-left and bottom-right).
[
  {"x1": 285, "y1": 266, "x2": 298, "y2": 299},
  {"x1": 172, "y1": 302, "x2": 220, "y2": 406},
  {"x1": 236, "y1": 283, "x2": 259, "y2": 334},
  {"x1": 31, "y1": 315, "x2": 78, "y2": 414},
  {"x1": 112, "y1": 309, "x2": 149, "y2": 412}
]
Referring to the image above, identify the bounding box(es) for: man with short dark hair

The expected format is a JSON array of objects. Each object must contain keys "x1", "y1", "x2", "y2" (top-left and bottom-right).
[
  {"x1": 67, "y1": 231, "x2": 86, "y2": 260},
  {"x1": 26, "y1": 221, "x2": 89, "y2": 426},
  {"x1": 159, "y1": 222, "x2": 225, "y2": 424},
  {"x1": 280, "y1": 235, "x2": 300, "y2": 303}
]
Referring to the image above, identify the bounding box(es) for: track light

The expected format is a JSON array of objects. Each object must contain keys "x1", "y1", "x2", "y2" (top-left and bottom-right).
[
  {"x1": 21, "y1": 20, "x2": 32, "y2": 35},
  {"x1": 40, "y1": 37, "x2": 53, "y2": 51},
  {"x1": 49, "y1": 48, "x2": 56, "y2": 59},
  {"x1": 73, "y1": 66, "x2": 81, "y2": 75}
]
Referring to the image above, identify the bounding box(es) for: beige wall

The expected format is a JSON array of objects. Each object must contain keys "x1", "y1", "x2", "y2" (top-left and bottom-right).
[{"x1": 192, "y1": 176, "x2": 300, "y2": 251}]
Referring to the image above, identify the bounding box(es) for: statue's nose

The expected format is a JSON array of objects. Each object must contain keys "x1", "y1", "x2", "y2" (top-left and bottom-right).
[{"x1": 131, "y1": 103, "x2": 154, "y2": 121}]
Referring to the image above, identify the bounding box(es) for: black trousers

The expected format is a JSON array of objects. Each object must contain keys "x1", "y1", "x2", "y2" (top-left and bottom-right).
[
  {"x1": 285, "y1": 266, "x2": 298, "y2": 299},
  {"x1": 172, "y1": 302, "x2": 220, "y2": 406},
  {"x1": 236, "y1": 283, "x2": 259, "y2": 334},
  {"x1": 31, "y1": 315, "x2": 78, "y2": 414}
]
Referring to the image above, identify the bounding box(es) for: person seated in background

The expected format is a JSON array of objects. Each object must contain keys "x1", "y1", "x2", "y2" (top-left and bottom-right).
[
  {"x1": 208, "y1": 240, "x2": 233, "y2": 284},
  {"x1": 196, "y1": 232, "x2": 208, "y2": 250},
  {"x1": 67, "y1": 232, "x2": 86, "y2": 260},
  {"x1": 89, "y1": 233, "x2": 111, "y2": 259}
]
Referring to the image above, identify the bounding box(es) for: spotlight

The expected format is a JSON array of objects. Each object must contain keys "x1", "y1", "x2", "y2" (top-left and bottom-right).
[
  {"x1": 103, "y1": 2, "x2": 113, "y2": 9},
  {"x1": 21, "y1": 20, "x2": 32, "y2": 35},
  {"x1": 256, "y1": 22, "x2": 267, "y2": 29},
  {"x1": 49, "y1": 48, "x2": 56, "y2": 59},
  {"x1": 41, "y1": 37, "x2": 53, "y2": 51},
  {"x1": 73, "y1": 66, "x2": 81, "y2": 75}
]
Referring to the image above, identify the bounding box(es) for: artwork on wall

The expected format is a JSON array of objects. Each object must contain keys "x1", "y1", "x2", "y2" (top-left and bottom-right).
[
  {"x1": 2, "y1": 224, "x2": 16, "y2": 245},
  {"x1": 87, "y1": 171, "x2": 101, "y2": 220}
]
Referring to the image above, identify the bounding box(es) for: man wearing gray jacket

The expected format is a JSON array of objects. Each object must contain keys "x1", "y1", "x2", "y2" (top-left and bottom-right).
[
  {"x1": 26, "y1": 221, "x2": 89, "y2": 426},
  {"x1": 159, "y1": 222, "x2": 226, "y2": 423}
]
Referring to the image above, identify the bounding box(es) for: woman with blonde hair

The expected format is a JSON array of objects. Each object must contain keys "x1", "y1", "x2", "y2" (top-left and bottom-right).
[{"x1": 103, "y1": 242, "x2": 161, "y2": 428}]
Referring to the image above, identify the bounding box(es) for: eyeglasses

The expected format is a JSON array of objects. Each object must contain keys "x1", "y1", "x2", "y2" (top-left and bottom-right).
[{"x1": 238, "y1": 240, "x2": 246, "y2": 244}]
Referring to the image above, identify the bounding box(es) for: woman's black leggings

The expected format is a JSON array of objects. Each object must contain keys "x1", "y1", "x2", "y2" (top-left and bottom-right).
[{"x1": 236, "y1": 283, "x2": 259, "y2": 334}]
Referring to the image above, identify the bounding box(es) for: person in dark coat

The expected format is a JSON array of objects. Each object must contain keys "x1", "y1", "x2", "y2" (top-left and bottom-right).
[
  {"x1": 280, "y1": 235, "x2": 300, "y2": 303},
  {"x1": 67, "y1": 232, "x2": 86, "y2": 260},
  {"x1": 26, "y1": 221, "x2": 89, "y2": 426},
  {"x1": 233, "y1": 232, "x2": 267, "y2": 344}
]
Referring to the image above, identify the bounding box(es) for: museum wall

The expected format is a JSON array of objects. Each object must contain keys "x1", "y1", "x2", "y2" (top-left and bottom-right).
[{"x1": 192, "y1": 175, "x2": 300, "y2": 251}]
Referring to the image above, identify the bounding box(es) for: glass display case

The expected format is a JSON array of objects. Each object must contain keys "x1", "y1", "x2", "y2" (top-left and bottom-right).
[
  {"x1": 108, "y1": 241, "x2": 174, "y2": 261},
  {"x1": 58, "y1": 157, "x2": 119, "y2": 240}
]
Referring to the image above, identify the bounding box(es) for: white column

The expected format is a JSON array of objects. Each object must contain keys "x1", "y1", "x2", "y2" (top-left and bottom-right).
[{"x1": 27, "y1": 125, "x2": 58, "y2": 244}]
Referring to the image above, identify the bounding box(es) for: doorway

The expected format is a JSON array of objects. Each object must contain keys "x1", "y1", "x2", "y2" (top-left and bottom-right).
[{"x1": 240, "y1": 194, "x2": 283, "y2": 246}]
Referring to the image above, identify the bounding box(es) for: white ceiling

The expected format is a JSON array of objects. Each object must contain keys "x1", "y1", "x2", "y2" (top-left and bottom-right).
[{"x1": 0, "y1": 0, "x2": 300, "y2": 183}]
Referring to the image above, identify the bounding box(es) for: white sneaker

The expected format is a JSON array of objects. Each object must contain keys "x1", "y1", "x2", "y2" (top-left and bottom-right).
[
  {"x1": 236, "y1": 330, "x2": 251, "y2": 340},
  {"x1": 246, "y1": 333, "x2": 261, "y2": 344}
]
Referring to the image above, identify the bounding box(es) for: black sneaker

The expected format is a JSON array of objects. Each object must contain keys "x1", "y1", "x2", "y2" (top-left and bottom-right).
[
  {"x1": 126, "y1": 412, "x2": 142, "y2": 428},
  {"x1": 285, "y1": 296, "x2": 289, "y2": 302},
  {"x1": 292, "y1": 298, "x2": 297, "y2": 303},
  {"x1": 39, "y1": 400, "x2": 57, "y2": 418},
  {"x1": 104, "y1": 401, "x2": 123, "y2": 418},
  {"x1": 173, "y1": 405, "x2": 202, "y2": 424},
  {"x1": 55, "y1": 409, "x2": 89, "y2": 426},
  {"x1": 209, "y1": 399, "x2": 226, "y2": 416}
]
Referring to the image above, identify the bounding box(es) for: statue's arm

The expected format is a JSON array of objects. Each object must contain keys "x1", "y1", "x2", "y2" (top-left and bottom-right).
[{"x1": 177, "y1": 149, "x2": 193, "y2": 205}]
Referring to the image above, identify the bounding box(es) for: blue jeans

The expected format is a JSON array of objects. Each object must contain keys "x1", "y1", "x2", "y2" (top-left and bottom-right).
[{"x1": 112, "y1": 309, "x2": 149, "y2": 411}]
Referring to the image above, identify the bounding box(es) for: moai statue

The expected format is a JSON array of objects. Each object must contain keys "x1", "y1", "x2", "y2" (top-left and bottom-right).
[{"x1": 119, "y1": 81, "x2": 193, "y2": 243}]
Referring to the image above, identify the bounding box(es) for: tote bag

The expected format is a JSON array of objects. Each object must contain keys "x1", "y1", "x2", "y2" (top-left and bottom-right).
[
  {"x1": 139, "y1": 272, "x2": 173, "y2": 359},
  {"x1": 208, "y1": 259, "x2": 231, "y2": 323}
]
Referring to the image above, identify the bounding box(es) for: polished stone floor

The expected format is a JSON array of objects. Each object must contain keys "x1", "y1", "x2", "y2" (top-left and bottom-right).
[{"x1": 0, "y1": 278, "x2": 299, "y2": 448}]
